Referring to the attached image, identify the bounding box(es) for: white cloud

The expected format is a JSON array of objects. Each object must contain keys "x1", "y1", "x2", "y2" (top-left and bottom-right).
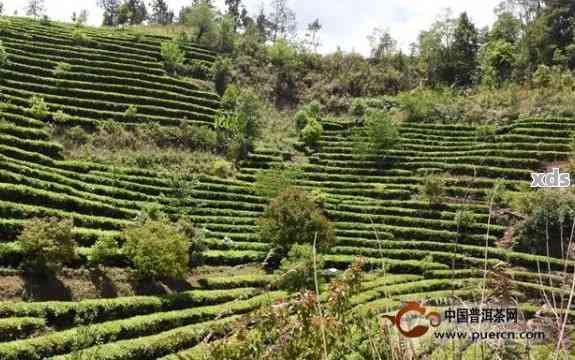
[{"x1": 2, "y1": 0, "x2": 501, "y2": 55}]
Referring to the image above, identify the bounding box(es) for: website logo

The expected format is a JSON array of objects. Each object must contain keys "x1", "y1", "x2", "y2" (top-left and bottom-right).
[
  {"x1": 530, "y1": 168, "x2": 570, "y2": 188},
  {"x1": 381, "y1": 302, "x2": 441, "y2": 338}
]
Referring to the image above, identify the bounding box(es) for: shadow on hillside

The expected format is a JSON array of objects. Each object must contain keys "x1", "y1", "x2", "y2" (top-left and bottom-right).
[
  {"x1": 130, "y1": 277, "x2": 195, "y2": 295},
  {"x1": 89, "y1": 269, "x2": 118, "y2": 298},
  {"x1": 22, "y1": 272, "x2": 72, "y2": 301}
]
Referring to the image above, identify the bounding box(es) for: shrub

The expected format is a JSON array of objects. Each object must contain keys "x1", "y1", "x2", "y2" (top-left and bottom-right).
[
  {"x1": 71, "y1": 29, "x2": 92, "y2": 46},
  {"x1": 294, "y1": 109, "x2": 310, "y2": 130},
  {"x1": 123, "y1": 105, "x2": 138, "y2": 119},
  {"x1": 254, "y1": 164, "x2": 302, "y2": 198},
  {"x1": 211, "y1": 57, "x2": 232, "y2": 96},
  {"x1": 364, "y1": 110, "x2": 400, "y2": 153},
  {"x1": 133, "y1": 33, "x2": 144, "y2": 42},
  {"x1": 18, "y1": 217, "x2": 77, "y2": 273},
  {"x1": 40, "y1": 15, "x2": 51, "y2": 25},
  {"x1": 28, "y1": 96, "x2": 49, "y2": 119},
  {"x1": 215, "y1": 85, "x2": 260, "y2": 161},
  {"x1": 295, "y1": 101, "x2": 322, "y2": 130},
  {"x1": 301, "y1": 118, "x2": 323, "y2": 147},
  {"x1": 511, "y1": 189, "x2": 575, "y2": 257},
  {"x1": 187, "y1": 59, "x2": 212, "y2": 79},
  {"x1": 454, "y1": 207, "x2": 475, "y2": 230},
  {"x1": 161, "y1": 41, "x2": 186, "y2": 72},
  {"x1": 305, "y1": 100, "x2": 322, "y2": 118},
  {"x1": 211, "y1": 159, "x2": 234, "y2": 178},
  {"x1": 267, "y1": 39, "x2": 298, "y2": 67},
  {"x1": 122, "y1": 218, "x2": 190, "y2": 280},
  {"x1": 350, "y1": 98, "x2": 367, "y2": 117},
  {"x1": 309, "y1": 188, "x2": 328, "y2": 209},
  {"x1": 257, "y1": 188, "x2": 336, "y2": 252},
  {"x1": 420, "y1": 173, "x2": 447, "y2": 206},
  {"x1": 205, "y1": 258, "x2": 383, "y2": 360},
  {"x1": 175, "y1": 218, "x2": 207, "y2": 267},
  {"x1": 88, "y1": 237, "x2": 121, "y2": 266},
  {"x1": 276, "y1": 244, "x2": 324, "y2": 293},
  {"x1": 178, "y1": 123, "x2": 219, "y2": 150},
  {"x1": 53, "y1": 62, "x2": 72, "y2": 77},
  {"x1": 475, "y1": 124, "x2": 497, "y2": 141},
  {"x1": 175, "y1": 31, "x2": 189, "y2": 48},
  {"x1": 0, "y1": 40, "x2": 8, "y2": 66}
]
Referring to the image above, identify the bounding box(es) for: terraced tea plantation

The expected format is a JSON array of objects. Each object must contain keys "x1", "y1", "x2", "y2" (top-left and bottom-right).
[{"x1": 0, "y1": 17, "x2": 573, "y2": 359}]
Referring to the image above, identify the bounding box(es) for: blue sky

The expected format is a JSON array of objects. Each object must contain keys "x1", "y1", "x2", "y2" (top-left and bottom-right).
[{"x1": 2, "y1": 0, "x2": 503, "y2": 55}]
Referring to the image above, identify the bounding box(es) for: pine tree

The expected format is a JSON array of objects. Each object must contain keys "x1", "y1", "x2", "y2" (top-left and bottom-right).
[
  {"x1": 97, "y1": 0, "x2": 120, "y2": 26},
  {"x1": 269, "y1": 0, "x2": 296, "y2": 41},
  {"x1": 225, "y1": 0, "x2": 241, "y2": 32},
  {"x1": 150, "y1": 0, "x2": 173, "y2": 25},
  {"x1": 125, "y1": 0, "x2": 147, "y2": 25},
  {"x1": 25, "y1": 0, "x2": 45, "y2": 19},
  {"x1": 255, "y1": 8, "x2": 272, "y2": 42},
  {"x1": 306, "y1": 19, "x2": 322, "y2": 53},
  {"x1": 452, "y1": 12, "x2": 480, "y2": 86}
]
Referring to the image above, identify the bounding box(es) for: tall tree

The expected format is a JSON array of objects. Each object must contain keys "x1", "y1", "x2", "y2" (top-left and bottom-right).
[
  {"x1": 25, "y1": 0, "x2": 45, "y2": 18},
  {"x1": 490, "y1": 11, "x2": 522, "y2": 43},
  {"x1": 117, "y1": 2, "x2": 131, "y2": 25},
  {"x1": 526, "y1": 0, "x2": 575, "y2": 68},
  {"x1": 97, "y1": 0, "x2": 120, "y2": 26},
  {"x1": 125, "y1": 0, "x2": 147, "y2": 25},
  {"x1": 183, "y1": 0, "x2": 217, "y2": 42},
  {"x1": 239, "y1": 7, "x2": 253, "y2": 29},
  {"x1": 416, "y1": 9, "x2": 457, "y2": 86},
  {"x1": 73, "y1": 9, "x2": 89, "y2": 25},
  {"x1": 305, "y1": 19, "x2": 322, "y2": 53},
  {"x1": 225, "y1": 0, "x2": 241, "y2": 32},
  {"x1": 479, "y1": 11, "x2": 522, "y2": 86},
  {"x1": 498, "y1": 0, "x2": 544, "y2": 26},
  {"x1": 255, "y1": 8, "x2": 272, "y2": 42},
  {"x1": 0, "y1": 2, "x2": 4, "y2": 16},
  {"x1": 451, "y1": 12, "x2": 480, "y2": 86},
  {"x1": 368, "y1": 28, "x2": 397, "y2": 60},
  {"x1": 150, "y1": 0, "x2": 173, "y2": 25},
  {"x1": 269, "y1": 0, "x2": 296, "y2": 41},
  {"x1": 78, "y1": 9, "x2": 89, "y2": 25}
]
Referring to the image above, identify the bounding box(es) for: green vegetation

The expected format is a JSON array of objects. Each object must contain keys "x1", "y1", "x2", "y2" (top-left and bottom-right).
[
  {"x1": 419, "y1": 173, "x2": 447, "y2": 206},
  {"x1": 0, "y1": 1, "x2": 575, "y2": 357},
  {"x1": 17, "y1": 217, "x2": 76, "y2": 273},
  {"x1": 122, "y1": 217, "x2": 190, "y2": 280},
  {"x1": 257, "y1": 188, "x2": 336, "y2": 252},
  {"x1": 511, "y1": 189, "x2": 575, "y2": 257},
  {"x1": 254, "y1": 163, "x2": 301, "y2": 198},
  {"x1": 362, "y1": 109, "x2": 400, "y2": 153},
  {"x1": 300, "y1": 117, "x2": 323, "y2": 147},
  {"x1": 0, "y1": 39, "x2": 7, "y2": 66},
  {"x1": 160, "y1": 40, "x2": 185, "y2": 72},
  {"x1": 276, "y1": 244, "x2": 324, "y2": 292}
]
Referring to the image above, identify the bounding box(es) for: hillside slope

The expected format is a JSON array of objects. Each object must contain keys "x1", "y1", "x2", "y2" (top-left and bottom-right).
[{"x1": 0, "y1": 17, "x2": 573, "y2": 358}]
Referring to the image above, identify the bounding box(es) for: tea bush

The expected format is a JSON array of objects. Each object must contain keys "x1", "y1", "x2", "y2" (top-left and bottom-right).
[
  {"x1": 257, "y1": 188, "x2": 336, "y2": 252},
  {"x1": 28, "y1": 96, "x2": 49, "y2": 119},
  {"x1": 122, "y1": 218, "x2": 190, "y2": 279},
  {"x1": 161, "y1": 41, "x2": 186, "y2": 72},
  {"x1": 420, "y1": 173, "x2": 447, "y2": 206},
  {"x1": 18, "y1": 217, "x2": 77, "y2": 273},
  {"x1": 301, "y1": 118, "x2": 323, "y2": 147},
  {"x1": 364, "y1": 110, "x2": 400, "y2": 153}
]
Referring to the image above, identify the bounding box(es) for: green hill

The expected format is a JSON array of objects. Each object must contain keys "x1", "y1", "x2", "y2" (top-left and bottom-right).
[{"x1": 0, "y1": 17, "x2": 573, "y2": 359}]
